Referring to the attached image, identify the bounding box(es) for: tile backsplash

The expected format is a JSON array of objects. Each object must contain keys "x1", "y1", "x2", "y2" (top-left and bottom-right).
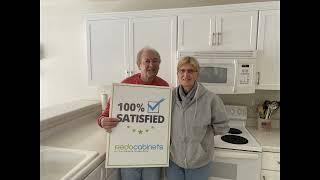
[{"x1": 218, "y1": 90, "x2": 280, "y2": 128}]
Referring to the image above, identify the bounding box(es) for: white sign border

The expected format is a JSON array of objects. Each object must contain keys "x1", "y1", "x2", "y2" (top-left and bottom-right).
[{"x1": 105, "y1": 83, "x2": 172, "y2": 168}]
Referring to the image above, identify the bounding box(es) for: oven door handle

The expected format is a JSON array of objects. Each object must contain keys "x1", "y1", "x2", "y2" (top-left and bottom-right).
[{"x1": 215, "y1": 151, "x2": 260, "y2": 160}]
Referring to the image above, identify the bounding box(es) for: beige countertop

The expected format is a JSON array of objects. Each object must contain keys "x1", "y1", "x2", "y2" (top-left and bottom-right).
[
  {"x1": 40, "y1": 100, "x2": 108, "y2": 179},
  {"x1": 40, "y1": 100, "x2": 101, "y2": 132},
  {"x1": 40, "y1": 100, "x2": 101, "y2": 121},
  {"x1": 247, "y1": 126, "x2": 280, "y2": 153},
  {"x1": 41, "y1": 113, "x2": 106, "y2": 155},
  {"x1": 40, "y1": 100, "x2": 280, "y2": 179}
]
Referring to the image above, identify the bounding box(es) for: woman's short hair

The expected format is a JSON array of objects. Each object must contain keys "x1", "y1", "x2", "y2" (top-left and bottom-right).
[
  {"x1": 136, "y1": 47, "x2": 161, "y2": 67},
  {"x1": 177, "y1": 56, "x2": 200, "y2": 73}
]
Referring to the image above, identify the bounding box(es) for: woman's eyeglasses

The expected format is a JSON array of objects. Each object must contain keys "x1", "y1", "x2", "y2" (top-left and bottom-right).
[{"x1": 178, "y1": 69, "x2": 197, "y2": 75}]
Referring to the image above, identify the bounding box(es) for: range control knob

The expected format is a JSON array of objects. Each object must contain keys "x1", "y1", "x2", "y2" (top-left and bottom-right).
[
  {"x1": 231, "y1": 109, "x2": 235, "y2": 115},
  {"x1": 237, "y1": 109, "x2": 242, "y2": 116}
]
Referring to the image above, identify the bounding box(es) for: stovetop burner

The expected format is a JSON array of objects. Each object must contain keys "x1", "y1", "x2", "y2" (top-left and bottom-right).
[
  {"x1": 221, "y1": 135, "x2": 248, "y2": 145},
  {"x1": 228, "y1": 128, "x2": 242, "y2": 134}
]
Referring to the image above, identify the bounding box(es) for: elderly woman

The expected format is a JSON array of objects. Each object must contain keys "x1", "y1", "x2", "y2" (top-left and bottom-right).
[{"x1": 167, "y1": 56, "x2": 230, "y2": 180}]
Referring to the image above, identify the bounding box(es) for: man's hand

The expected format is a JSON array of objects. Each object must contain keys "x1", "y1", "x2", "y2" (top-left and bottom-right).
[{"x1": 101, "y1": 117, "x2": 120, "y2": 133}]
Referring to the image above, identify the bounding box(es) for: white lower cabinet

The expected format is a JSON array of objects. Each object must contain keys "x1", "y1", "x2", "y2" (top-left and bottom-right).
[
  {"x1": 261, "y1": 170, "x2": 280, "y2": 180},
  {"x1": 261, "y1": 152, "x2": 280, "y2": 180},
  {"x1": 85, "y1": 161, "x2": 106, "y2": 180}
]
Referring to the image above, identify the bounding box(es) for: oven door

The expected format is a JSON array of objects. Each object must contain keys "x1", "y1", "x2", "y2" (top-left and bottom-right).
[
  {"x1": 209, "y1": 148, "x2": 261, "y2": 180},
  {"x1": 198, "y1": 59, "x2": 237, "y2": 94}
]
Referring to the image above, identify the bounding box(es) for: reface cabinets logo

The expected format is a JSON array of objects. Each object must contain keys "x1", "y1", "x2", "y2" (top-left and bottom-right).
[{"x1": 114, "y1": 144, "x2": 164, "y2": 152}]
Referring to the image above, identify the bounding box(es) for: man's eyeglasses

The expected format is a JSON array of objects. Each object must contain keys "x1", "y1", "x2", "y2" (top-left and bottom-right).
[
  {"x1": 143, "y1": 59, "x2": 160, "y2": 64},
  {"x1": 178, "y1": 69, "x2": 197, "y2": 75}
]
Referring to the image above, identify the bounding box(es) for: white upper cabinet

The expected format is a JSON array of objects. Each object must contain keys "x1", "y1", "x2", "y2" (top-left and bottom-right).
[
  {"x1": 178, "y1": 14, "x2": 213, "y2": 51},
  {"x1": 178, "y1": 11, "x2": 258, "y2": 51},
  {"x1": 86, "y1": 1, "x2": 279, "y2": 87},
  {"x1": 256, "y1": 9, "x2": 280, "y2": 90},
  {"x1": 215, "y1": 11, "x2": 258, "y2": 51},
  {"x1": 87, "y1": 18, "x2": 129, "y2": 86},
  {"x1": 87, "y1": 16, "x2": 177, "y2": 86},
  {"x1": 129, "y1": 16, "x2": 177, "y2": 86}
]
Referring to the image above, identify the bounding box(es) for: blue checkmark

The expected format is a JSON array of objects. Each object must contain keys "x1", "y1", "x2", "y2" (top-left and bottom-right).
[{"x1": 148, "y1": 98, "x2": 166, "y2": 112}]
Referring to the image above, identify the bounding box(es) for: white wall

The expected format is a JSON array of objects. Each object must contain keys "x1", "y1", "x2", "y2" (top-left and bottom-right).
[
  {"x1": 40, "y1": 0, "x2": 277, "y2": 108},
  {"x1": 40, "y1": 0, "x2": 118, "y2": 108}
]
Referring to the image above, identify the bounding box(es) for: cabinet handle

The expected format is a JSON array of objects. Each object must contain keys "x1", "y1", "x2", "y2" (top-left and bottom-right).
[
  {"x1": 209, "y1": 33, "x2": 216, "y2": 46},
  {"x1": 262, "y1": 175, "x2": 266, "y2": 180},
  {"x1": 181, "y1": 21, "x2": 184, "y2": 46},
  {"x1": 217, "y1": 32, "x2": 222, "y2": 45},
  {"x1": 233, "y1": 60, "x2": 237, "y2": 93},
  {"x1": 277, "y1": 161, "x2": 280, "y2": 165},
  {"x1": 257, "y1": 72, "x2": 260, "y2": 85},
  {"x1": 212, "y1": 32, "x2": 216, "y2": 46}
]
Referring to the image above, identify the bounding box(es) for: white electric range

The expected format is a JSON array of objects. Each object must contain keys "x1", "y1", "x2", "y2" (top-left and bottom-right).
[
  {"x1": 214, "y1": 105, "x2": 262, "y2": 152},
  {"x1": 209, "y1": 105, "x2": 262, "y2": 180}
]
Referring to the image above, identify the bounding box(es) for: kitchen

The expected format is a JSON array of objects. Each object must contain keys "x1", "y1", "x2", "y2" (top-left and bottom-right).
[{"x1": 40, "y1": 0, "x2": 280, "y2": 180}]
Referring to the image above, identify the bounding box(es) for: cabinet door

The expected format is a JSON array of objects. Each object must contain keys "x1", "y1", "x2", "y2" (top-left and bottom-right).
[
  {"x1": 87, "y1": 19, "x2": 129, "y2": 86},
  {"x1": 178, "y1": 14, "x2": 214, "y2": 51},
  {"x1": 256, "y1": 9, "x2": 280, "y2": 90},
  {"x1": 215, "y1": 11, "x2": 258, "y2": 51},
  {"x1": 262, "y1": 152, "x2": 280, "y2": 171},
  {"x1": 130, "y1": 16, "x2": 177, "y2": 86},
  {"x1": 261, "y1": 170, "x2": 280, "y2": 180},
  {"x1": 85, "y1": 161, "x2": 105, "y2": 180}
]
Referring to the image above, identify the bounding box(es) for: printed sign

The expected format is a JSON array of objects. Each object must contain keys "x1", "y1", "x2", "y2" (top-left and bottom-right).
[{"x1": 105, "y1": 83, "x2": 172, "y2": 168}]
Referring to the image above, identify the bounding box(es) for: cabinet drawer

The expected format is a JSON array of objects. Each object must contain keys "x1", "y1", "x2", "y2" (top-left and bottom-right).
[{"x1": 262, "y1": 152, "x2": 280, "y2": 171}]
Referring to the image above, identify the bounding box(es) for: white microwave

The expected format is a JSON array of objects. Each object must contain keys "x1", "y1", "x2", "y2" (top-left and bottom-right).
[{"x1": 178, "y1": 51, "x2": 256, "y2": 94}]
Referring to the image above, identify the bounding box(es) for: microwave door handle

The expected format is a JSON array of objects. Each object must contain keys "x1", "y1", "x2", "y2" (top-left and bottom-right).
[{"x1": 233, "y1": 60, "x2": 237, "y2": 93}]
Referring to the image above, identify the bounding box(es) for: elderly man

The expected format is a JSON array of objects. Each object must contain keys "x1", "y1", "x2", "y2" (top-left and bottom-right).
[{"x1": 97, "y1": 46, "x2": 169, "y2": 180}]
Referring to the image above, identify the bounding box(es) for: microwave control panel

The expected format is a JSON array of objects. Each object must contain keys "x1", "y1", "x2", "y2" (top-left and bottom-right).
[{"x1": 239, "y1": 64, "x2": 251, "y2": 85}]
